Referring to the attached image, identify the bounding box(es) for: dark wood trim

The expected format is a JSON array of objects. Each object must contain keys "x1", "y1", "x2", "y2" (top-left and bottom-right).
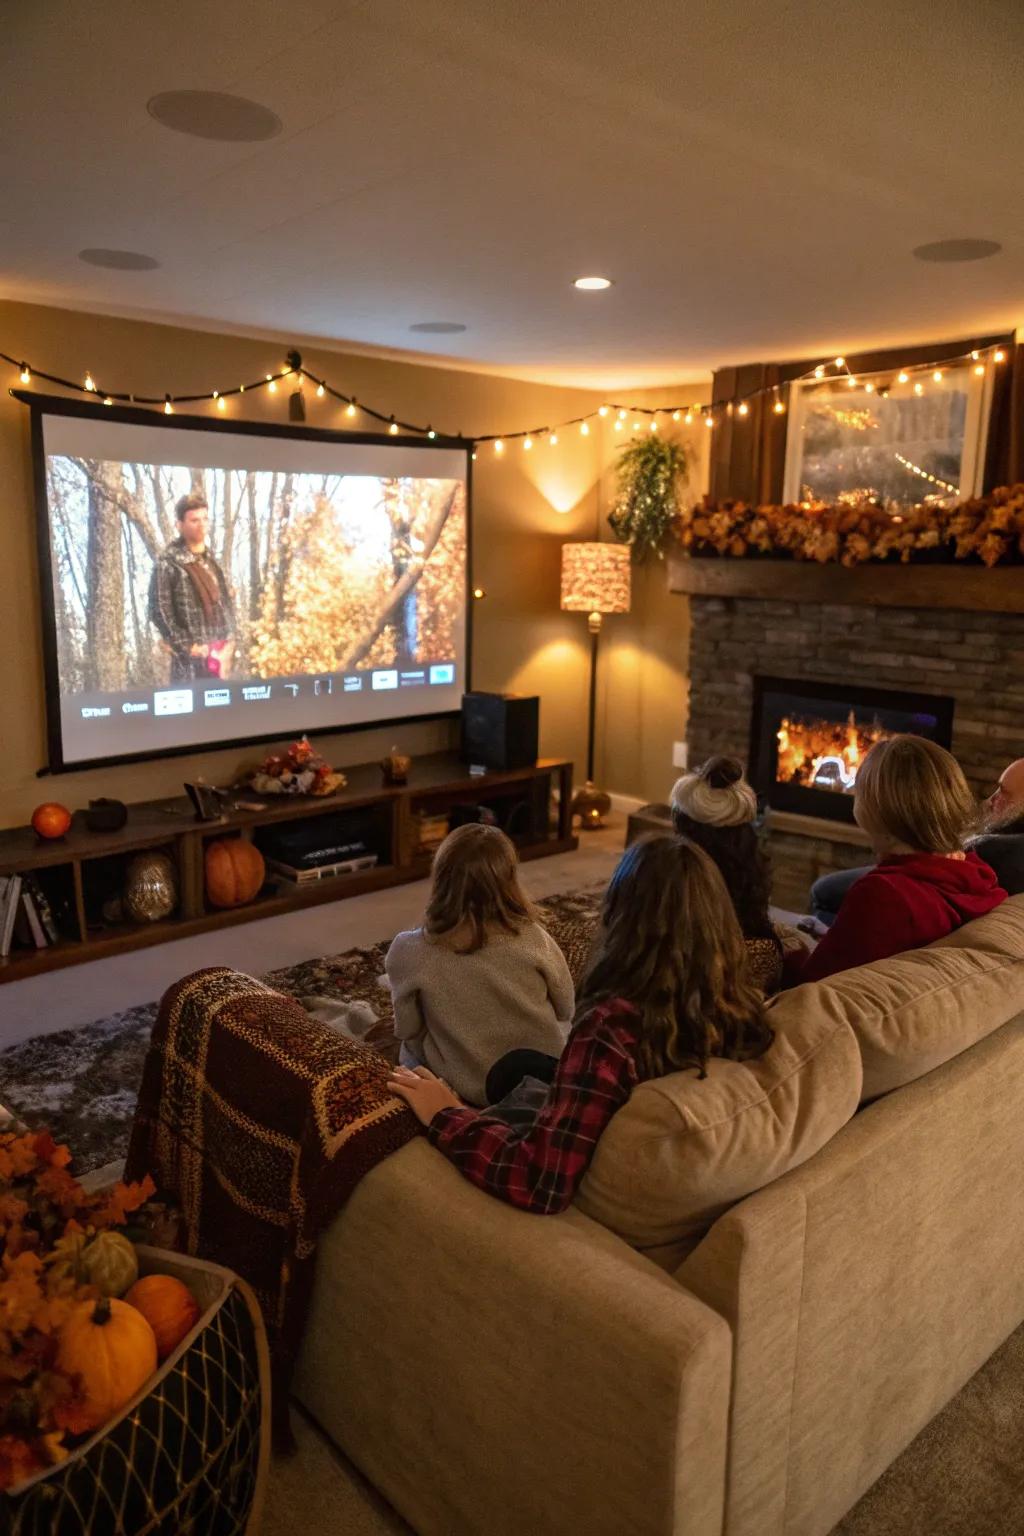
[
  {"x1": 667, "y1": 552, "x2": 1024, "y2": 612},
  {"x1": 0, "y1": 752, "x2": 578, "y2": 982}
]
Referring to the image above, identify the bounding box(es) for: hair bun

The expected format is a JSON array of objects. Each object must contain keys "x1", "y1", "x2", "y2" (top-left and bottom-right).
[{"x1": 699, "y1": 755, "x2": 744, "y2": 791}]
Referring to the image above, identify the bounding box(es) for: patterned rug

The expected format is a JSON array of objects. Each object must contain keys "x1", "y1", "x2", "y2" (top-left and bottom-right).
[{"x1": 0, "y1": 887, "x2": 604, "y2": 1173}]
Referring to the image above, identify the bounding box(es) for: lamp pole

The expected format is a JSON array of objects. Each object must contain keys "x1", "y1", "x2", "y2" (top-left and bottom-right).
[{"x1": 586, "y1": 611, "x2": 601, "y2": 784}]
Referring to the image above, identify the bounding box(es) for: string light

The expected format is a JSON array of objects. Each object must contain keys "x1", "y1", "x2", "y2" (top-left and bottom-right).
[
  {"x1": 494, "y1": 439, "x2": 504, "y2": 454},
  {"x1": 898, "y1": 372, "x2": 909, "y2": 384},
  {"x1": 523, "y1": 435, "x2": 533, "y2": 450},
  {"x1": 672, "y1": 410, "x2": 681, "y2": 422},
  {"x1": 834, "y1": 356, "x2": 845, "y2": 368},
  {"x1": 19, "y1": 363, "x2": 29, "y2": 384},
  {"x1": 649, "y1": 417, "x2": 659, "y2": 430},
  {"x1": 632, "y1": 419, "x2": 642, "y2": 431},
  {"x1": 613, "y1": 419, "x2": 622, "y2": 432},
  {"x1": 316, "y1": 383, "x2": 325, "y2": 398},
  {"x1": 163, "y1": 396, "x2": 173, "y2": 415},
  {"x1": 975, "y1": 363, "x2": 985, "y2": 376},
  {"x1": 705, "y1": 414, "x2": 714, "y2": 428},
  {"x1": 684, "y1": 411, "x2": 693, "y2": 424},
  {"x1": 388, "y1": 417, "x2": 399, "y2": 435},
  {"x1": 549, "y1": 431, "x2": 558, "y2": 445},
  {"x1": 598, "y1": 405, "x2": 609, "y2": 417},
  {"x1": 737, "y1": 401, "x2": 749, "y2": 416},
  {"x1": 894, "y1": 451, "x2": 958, "y2": 494},
  {"x1": 266, "y1": 374, "x2": 277, "y2": 393},
  {"x1": 427, "y1": 427, "x2": 436, "y2": 439},
  {"x1": 995, "y1": 349, "x2": 1006, "y2": 363},
  {"x1": 580, "y1": 420, "x2": 590, "y2": 436},
  {"x1": 618, "y1": 408, "x2": 627, "y2": 420},
  {"x1": 914, "y1": 382, "x2": 924, "y2": 396},
  {"x1": 346, "y1": 399, "x2": 357, "y2": 417},
  {"x1": 814, "y1": 366, "x2": 825, "y2": 379},
  {"x1": 103, "y1": 396, "x2": 113, "y2": 406},
  {"x1": 84, "y1": 373, "x2": 96, "y2": 392},
  {"x1": 846, "y1": 376, "x2": 857, "y2": 388},
  {"x1": 864, "y1": 382, "x2": 875, "y2": 393},
  {"x1": 217, "y1": 396, "x2": 226, "y2": 410},
  {"x1": 773, "y1": 399, "x2": 785, "y2": 414},
  {"x1": 971, "y1": 350, "x2": 980, "y2": 361},
  {"x1": 933, "y1": 369, "x2": 943, "y2": 382}
]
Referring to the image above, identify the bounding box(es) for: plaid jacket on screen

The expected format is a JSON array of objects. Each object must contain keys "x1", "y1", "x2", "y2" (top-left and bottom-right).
[
  {"x1": 148, "y1": 538, "x2": 236, "y2": 656},
  {"x1": 427, "y1": 998, "x2": 641, "y2": 1214}
]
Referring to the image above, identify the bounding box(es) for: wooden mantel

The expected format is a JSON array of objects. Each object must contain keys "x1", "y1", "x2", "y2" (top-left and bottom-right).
[{"x1": 667, "y1": 553, "x2": 1024, "y2": 613}]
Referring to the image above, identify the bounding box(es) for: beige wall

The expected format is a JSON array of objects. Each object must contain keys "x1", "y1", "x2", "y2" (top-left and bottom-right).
[
  {"x1": 595, "y1": 391, "x2": 709, "y2": 804},
  {"x1": 0, "y1": 299, "x2": 706, "y2": 828}
]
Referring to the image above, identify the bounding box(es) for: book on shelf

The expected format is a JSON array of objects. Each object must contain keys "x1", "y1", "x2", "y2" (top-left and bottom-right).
[
  {"x1": 14, "y1": 890, "x2": 47, "y2": 949},
  {"x1": 23, "y1": 876, "x2": 59, "y2": 944},
  {"x1": 0, "y1": 874, "x2": 23, "y2": 957}
]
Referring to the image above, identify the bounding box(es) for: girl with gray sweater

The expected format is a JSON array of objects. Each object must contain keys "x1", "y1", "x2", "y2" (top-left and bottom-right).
[{"x1": 386, "y1": 824, "x2": 574, "y2": 1106}]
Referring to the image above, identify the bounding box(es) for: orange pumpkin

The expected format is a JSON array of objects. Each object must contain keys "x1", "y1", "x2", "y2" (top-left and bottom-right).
[
  {"x1": 56, "y1": 1297, "x2": 158, "y2": 1432},
  {"x1": 204, "y1": 838, "x2": 265, "y2": 908},
  {"x1": 125, "y1": 1275, "x2": 201, "y2": 1360},
  {"x1": 31, "y1": 802, "x2": 72, "y2": 840}
]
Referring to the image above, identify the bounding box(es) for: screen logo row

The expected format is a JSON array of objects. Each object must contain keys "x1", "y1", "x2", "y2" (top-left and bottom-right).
[{"x1": 79, "y1": 663, "x2": 456, "y2": 720}]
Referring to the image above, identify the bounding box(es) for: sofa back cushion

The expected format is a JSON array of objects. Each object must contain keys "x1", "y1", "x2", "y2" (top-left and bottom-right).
[
  {"x1": 574, "y1": 998, "x2": 862, "y2": 1270},
  {"x1": 799, "y1": 894, "x2": 1024, "y2": 1101}
]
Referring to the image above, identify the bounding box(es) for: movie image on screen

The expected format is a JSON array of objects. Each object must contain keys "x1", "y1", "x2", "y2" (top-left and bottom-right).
[{"x1": 32, "y1": 404, "x2": 469, "y2": 769}]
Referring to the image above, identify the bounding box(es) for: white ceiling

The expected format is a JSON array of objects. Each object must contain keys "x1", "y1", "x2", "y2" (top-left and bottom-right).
[{"x1": 4, "y1": 0, "x2": 1023, "y2": 388}]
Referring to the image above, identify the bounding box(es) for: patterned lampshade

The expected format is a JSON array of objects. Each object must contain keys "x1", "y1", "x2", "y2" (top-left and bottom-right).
[{"x1": 559, "y1": 542, "x2": 631, "y2": 615}]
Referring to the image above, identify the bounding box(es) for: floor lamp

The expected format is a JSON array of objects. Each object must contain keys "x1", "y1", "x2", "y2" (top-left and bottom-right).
[{"x1": 560, "y1": 541, "x2": 632, "y2": 829}]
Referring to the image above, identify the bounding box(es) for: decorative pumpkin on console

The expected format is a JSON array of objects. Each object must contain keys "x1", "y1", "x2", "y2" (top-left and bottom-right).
[
  {"x1": 205, "y1": 837, "x2": 265, "y2": 908},
  {"x1": 31, "y1": 801, "x2": 72, "y2": 840},
  {"x1": 56, "y1": 1297, "x2": 158, "y2": 1433}
]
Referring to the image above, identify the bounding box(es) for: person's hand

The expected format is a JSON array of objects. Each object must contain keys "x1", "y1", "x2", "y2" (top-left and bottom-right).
[{"x1": 387, "y1": 1065, "x2": 462, "y2": 1125}]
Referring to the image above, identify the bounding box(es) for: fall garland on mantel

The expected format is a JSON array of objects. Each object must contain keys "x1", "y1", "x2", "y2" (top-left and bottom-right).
[{"x1": 674, "y1": 487, "x2": 1024, "y2": 568}]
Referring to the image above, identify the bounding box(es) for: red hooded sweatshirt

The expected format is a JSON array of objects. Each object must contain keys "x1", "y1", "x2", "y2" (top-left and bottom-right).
[{"x1": 795, "y1": 851, "x2": 1007, "y2": 985}]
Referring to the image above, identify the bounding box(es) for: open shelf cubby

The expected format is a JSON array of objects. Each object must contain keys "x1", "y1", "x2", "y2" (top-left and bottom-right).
[{"x1": 0, "y1": 753, "x2": 576, "y2": 983}]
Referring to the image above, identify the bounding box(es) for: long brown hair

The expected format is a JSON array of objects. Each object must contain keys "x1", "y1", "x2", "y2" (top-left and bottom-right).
[
  {"x1": 424, "y1": 823, "x2": 538, "y2": 953},
  {"x1": 577, "y1": 834, "x2": 773, "y2": 1081},
  {"x1": 855, "y1": 734, "x2": 976, "y2": 853}
]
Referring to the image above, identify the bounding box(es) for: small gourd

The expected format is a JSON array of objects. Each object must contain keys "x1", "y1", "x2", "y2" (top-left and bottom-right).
[
  {"x1": 125, "y1": 1275, "x2": 201, "y2": 1360},
  {"x1": 80, "y1": 1231, "x2": 139, "y2": 1298},
  {"x1": 56, "y1": 1297, "x2": 157, "y2": 1432}
]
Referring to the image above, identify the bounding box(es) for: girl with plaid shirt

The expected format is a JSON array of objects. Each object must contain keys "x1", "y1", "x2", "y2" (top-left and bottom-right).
[{"x1": 388, "y1": 835, "x2": 774, "y2": 1214}]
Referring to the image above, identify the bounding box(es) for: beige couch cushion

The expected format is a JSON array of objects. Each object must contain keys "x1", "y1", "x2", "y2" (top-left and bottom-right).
[
  {"x1": 797, "y1": 894, "x2": 1024, "y2": 1101},
  {"x1": 574, "y1": 999, "x2": 862, "y2": 1270}
]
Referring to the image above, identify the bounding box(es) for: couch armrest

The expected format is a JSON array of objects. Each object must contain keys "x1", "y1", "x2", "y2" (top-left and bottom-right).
[{"x1": 294, "y1": 1139, "x2": 731, "y2": 1536}]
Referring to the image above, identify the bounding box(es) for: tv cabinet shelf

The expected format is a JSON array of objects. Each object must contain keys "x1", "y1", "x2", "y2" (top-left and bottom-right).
[{"x1": 0, "y1": 754, "x2": 576, "y2": 983}]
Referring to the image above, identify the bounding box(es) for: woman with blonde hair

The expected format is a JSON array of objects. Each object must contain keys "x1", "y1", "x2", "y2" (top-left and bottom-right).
[
  {"x1": 388, "y1": 835, "x2": 774, "y2": 1214},
  {"x1": 670, "y1": 755, "x2": 784, "y2": 993},
  {"x1": 385, "y1": 823, "x2": 573, "y2": 1105},
  {"x1": 795, "y1": 734, "x2": 1006, "y2": 984}
]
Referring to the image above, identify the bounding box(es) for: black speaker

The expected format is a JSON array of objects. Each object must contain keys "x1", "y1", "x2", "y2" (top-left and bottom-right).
[{"x1": 461, "y1": 692, "x2": 539, "y2": 771}]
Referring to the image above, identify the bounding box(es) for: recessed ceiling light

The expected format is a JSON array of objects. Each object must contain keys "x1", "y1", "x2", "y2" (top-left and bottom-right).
[
  {"x1": 912, "y1": 239, "x2": 1002, "y2": 263},
  {"x1": 574, "y1": 276, "x2": 613, "y2": 290},
  {"x1": 409, "y1": 321, "x2": 467, "y2": 334},
  {"x1": 79, "y1": 248, "x2": 160, "y2": 271},
  {"x1": 147, "y1": 90, "x2": 282, "y2": 142}
]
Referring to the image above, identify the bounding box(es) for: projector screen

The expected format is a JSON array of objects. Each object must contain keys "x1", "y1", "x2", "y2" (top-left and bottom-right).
[{"x1": 30, "y1": 398, "x2": 470, "y2": 771}]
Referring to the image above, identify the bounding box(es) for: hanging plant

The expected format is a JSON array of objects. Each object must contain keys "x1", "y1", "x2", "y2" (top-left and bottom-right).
[{"x1": 608, "y1": 435, "x2": 690, "y2": 561}]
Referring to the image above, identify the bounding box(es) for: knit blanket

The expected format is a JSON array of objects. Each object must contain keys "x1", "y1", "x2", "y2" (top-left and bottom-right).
[{"x1": 124, "y1": 965, "x2": 419, "y2": 1413}]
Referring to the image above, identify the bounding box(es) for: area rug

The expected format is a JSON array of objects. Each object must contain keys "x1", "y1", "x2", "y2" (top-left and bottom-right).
[{"x1": 0, "y1": 886, "x2": 604, "y2": 1173}]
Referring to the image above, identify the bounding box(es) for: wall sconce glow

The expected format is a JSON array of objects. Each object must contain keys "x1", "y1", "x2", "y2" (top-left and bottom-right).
[
  {"x1": 473, "y1": 587, "x2": 486, "y2": 599},
  {"x1": 573, "y1": 276, "x2": 613, "y2": 290}
]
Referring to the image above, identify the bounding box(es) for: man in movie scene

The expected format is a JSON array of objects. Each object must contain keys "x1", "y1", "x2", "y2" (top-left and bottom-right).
[{"x1": 149, "y1": 493, "x2": 236, "y2": 681}]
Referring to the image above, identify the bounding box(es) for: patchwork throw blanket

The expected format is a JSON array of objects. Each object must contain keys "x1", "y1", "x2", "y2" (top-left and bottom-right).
[{"x1": 124, "y1": 966, "x2": 419, "y2": 1410}]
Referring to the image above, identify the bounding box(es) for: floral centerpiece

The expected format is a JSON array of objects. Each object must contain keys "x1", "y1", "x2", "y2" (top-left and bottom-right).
[
  {"x1": 675, "y1": 486, "x2": 1024, "y2": 568},
  {"x1": 0, "y1": 1128, "x2": 162, "y2": 1490},
  {"x1": 245, "y1": 735, "x2": 346, "y2": 796}
]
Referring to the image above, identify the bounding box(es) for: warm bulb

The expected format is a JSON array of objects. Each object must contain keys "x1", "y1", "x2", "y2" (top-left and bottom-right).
[
  {"x1": 613, "y1": 420, "x2": 622, "y2": 432},
  {"x1": 933, "y1": 369, "x2": 943, "y2": 382},
  {"x1": 898, "y1": 371, "x2": 909, "y2": 384},
  {"x1": 705, "y1": 415, "x2": 713, "y2": 428},
  {"x1": 773, "y1": 400, "x2": 785, "y2": 414},
  {"x1": 847, "y1": 376, "x2": 857, "y2": 388},
  {"x1": 267, "y1": 377, "x2": 277, "y2": 393},
  {"x1": 632, "y1": 420, "x2": 641, "y2": 431},
  {"x1": 864, "y1": 382, "x2": 875, "y2": 393},
  {"x1": 737, "y1": 402, "x2": 749, "y2": 416},
  {"x1": 974, "y1": 363, "x2": 985, "y2": 376},
  {"x1": 103, "y1": 396, "x2": 113, "y2": 406},
  {"x1": 316, "y1": 383, "x2": 325, "y2": 398},
  {"x1": 494, "y1": 439, "x2": 504, "y2": 454},
  {"x1": 914, "y1": 382, "x2": 923, "y2": 396},
  {"x1": 473, "y1": 587, "x2": 486, "y2": 599},
  {"x1": 995, "y1": 349, "x2": 1006, "y2": 363},
  {"x1": 580, "y1": 421, "x2": 590, "y2": 436},
  {"x1": 84, "y1": 373, "x2": 96, "y2": 392},
  {"x1": 217, "y1": 396, "x2": 226, "y2": 410},
  {"x1": 672, "y1": 410, "x2": 681, "y2": 422},
  {"x1": 524, "y1": 435, "x2": 533, "y2": 450},
  {"x1": 389, "y1": 420, "x2": 399, "y2": 435},
  {"x1": 618, "y1": 408, "x2": 627, "y2": 420},
  {"x1": 19, "y1": 365, "x2": 29, "y2": 384},
  {"x1": 650, "y1": 418, "x2": 658, "y2": 431},
  {"x1": 598, "y1": 405, "x2": 609, "y2": 417},
  {"x1": 549, "y1": 432, "x2": 558, "y2": 445},
  {"x1": 814, "y1": 366, "x2": 825, "y2": 379},
  {"x1": 164, "y1": 398, "x2": 173, "y2": 414},
  {"x1": 971, "y1": 350, "x2": 980, "y2": 361},
  {"x1": 427, "y1": 428, "x2": 436, "y2": 439},
  {"x1": 684, "y1": 412, "x2": 693, "y2": 425},
  {"x1": 835, "y1": 356, "x2": 845, "y2": 368},
  {"x1": 346, "y1": 401, "x2": 357, "y2": 417}
]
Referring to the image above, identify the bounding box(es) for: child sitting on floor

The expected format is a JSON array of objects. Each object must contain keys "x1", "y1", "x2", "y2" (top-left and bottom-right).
[{"x1": 385, "y1": 823, "x2": 574, "y2": 1106}]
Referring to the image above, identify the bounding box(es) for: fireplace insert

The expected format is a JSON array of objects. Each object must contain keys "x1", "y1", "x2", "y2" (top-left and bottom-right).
[{"x1": 749, "y1": 676, "x2": 955, "y2": 825}]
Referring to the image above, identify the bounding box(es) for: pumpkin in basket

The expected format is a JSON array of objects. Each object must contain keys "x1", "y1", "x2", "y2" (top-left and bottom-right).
[
  {"x1": 205, "y1": 837, "x2": 265, "y2": 908},
  {"x1": 125, "y1": 1274, "x2": 201, "y2": 1360},
  {"x1": 56, "y1": 1297, "x2": 158, "y2": 1433},
  {"x1": 49, "y1": 1230, "x2": 139, "y2": 1297}
]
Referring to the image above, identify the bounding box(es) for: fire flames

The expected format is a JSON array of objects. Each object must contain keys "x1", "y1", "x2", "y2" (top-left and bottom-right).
[{"x1": 776, "y1": 711, "x2": 888, "y2": 795}]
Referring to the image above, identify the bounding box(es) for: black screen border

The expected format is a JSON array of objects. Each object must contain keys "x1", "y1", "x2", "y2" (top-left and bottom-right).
[{"x1": 17, "y1": 388, "x2": 473, "y2": 775}]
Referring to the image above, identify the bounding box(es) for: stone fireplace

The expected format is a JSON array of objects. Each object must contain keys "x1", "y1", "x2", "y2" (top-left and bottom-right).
[{"x1": 670, "y1": 561, "x2": 1024, "y2": 911}]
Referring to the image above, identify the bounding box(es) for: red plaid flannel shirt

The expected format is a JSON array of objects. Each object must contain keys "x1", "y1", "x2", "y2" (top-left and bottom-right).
[{"x1": 427, "y1": 997, "x2": 641, "y2": 1214}]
